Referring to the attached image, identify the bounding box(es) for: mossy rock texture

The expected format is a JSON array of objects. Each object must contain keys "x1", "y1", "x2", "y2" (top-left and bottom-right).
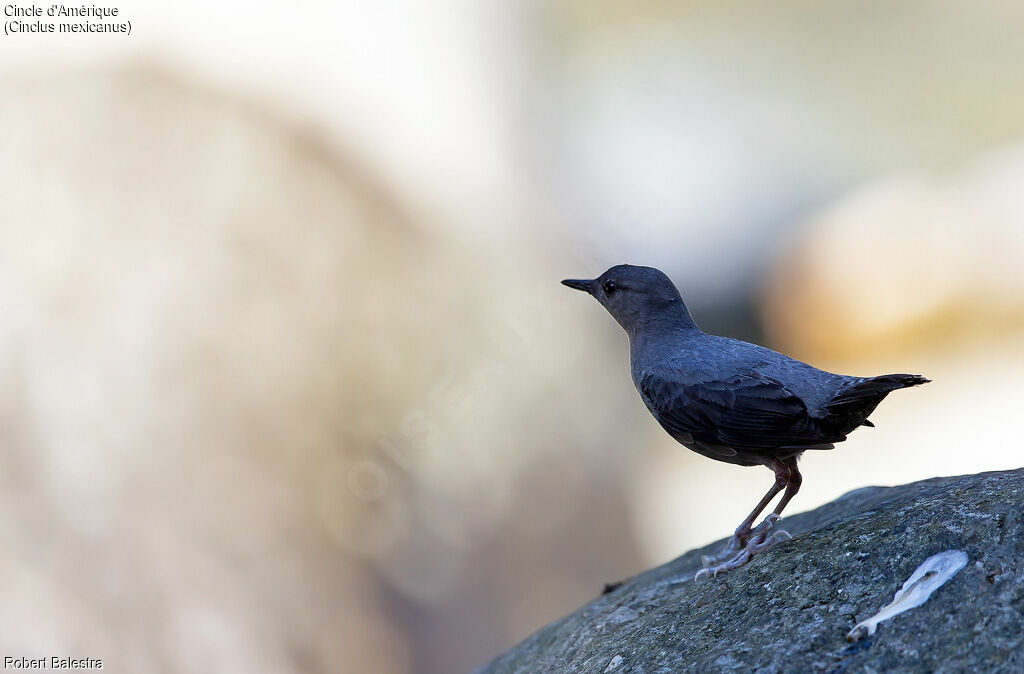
[{"x1": 478, "y1": 469, "x2": 1024, "y2": 673}]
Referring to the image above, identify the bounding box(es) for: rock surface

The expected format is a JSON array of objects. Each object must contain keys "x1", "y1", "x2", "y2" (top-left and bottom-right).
[{"x1": 478, "y1": 469, "x2": 1024, "y2": 673}]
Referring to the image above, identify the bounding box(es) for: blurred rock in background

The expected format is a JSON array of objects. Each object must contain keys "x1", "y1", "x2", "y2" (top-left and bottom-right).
[
  {"x1": 765, "y1": 147, "x2": 1024, "y2": 361},
  {"x1": 1, "y1": 2, "x2": 1023, "y2": 673}
]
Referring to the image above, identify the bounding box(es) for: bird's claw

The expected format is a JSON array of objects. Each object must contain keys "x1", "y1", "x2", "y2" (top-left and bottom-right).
[
  {"x1": 700, "y1": 513, "x2": 783, "y2": 568},
  {"x1": 701, "y1": 534, "x2": 742, "y2": 568},
  {"x1": 695, "y1": 515, "x2": 790, "y2": 580},
  {"x1": 750, "y1": 513, "x2": 781, "y2": 541}
]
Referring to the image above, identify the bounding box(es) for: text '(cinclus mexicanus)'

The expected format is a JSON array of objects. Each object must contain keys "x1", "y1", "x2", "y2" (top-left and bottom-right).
[{"x1": 562, "y1": 265, "x2": 929, "y2": 579}]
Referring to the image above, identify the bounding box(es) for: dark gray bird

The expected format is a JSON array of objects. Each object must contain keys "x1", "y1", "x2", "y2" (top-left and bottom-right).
[{"x1": 562, "y1": 264, "x2": 929, "y2": 578}]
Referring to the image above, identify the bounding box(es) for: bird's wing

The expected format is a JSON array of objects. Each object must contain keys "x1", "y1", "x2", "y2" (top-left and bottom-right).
[{"x1": 638, "y1": 369, "x2": 828, "y2": 452}]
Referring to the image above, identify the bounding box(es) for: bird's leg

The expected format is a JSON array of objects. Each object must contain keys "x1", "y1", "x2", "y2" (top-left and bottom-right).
[
  {"x1": 745, "y1": 456, "x2": 798, "y2": 544},
  {"x1": 772, "y1": 457, "x2": 802, "y2": 517},
  {"x1": 700, "y1": 465, "x2": 787, "y2": 568},
  {"x1": 697, "y1": 459, "x2": 802, "y2": 579},
  {"x1": 749, "y1": 457, "x2": 802, "y2": 542}
]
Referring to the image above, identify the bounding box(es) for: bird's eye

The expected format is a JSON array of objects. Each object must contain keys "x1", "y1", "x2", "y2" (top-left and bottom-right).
[{"x1": 602, "y1": 280, "x2": 617, "y2": 295}]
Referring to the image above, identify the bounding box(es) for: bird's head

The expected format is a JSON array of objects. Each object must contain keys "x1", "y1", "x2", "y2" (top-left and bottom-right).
[{"x1": 561, "y1": 264, "x2": 695, "y2": 334}]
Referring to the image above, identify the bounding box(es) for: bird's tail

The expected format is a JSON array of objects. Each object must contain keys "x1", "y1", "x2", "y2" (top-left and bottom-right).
[{"x1": 824, "y1": 374, "x2": 930, "y2": 432}]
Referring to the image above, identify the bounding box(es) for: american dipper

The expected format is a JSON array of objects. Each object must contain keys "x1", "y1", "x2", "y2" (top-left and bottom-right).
[{"x1": 562, "y1": 265, "x2": 929, "y2": 579}]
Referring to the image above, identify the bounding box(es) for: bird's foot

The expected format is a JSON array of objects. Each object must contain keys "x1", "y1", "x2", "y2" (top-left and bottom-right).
[
  {"x1": 695, "y1": 515, "x2": 791, "y2": 581},
  {"x1": 749, "y1": 513, "x2": 781, "y2": 542},
  {"x1": 700, "y1": 513, "x2": 782, "y2": 568},
  {"x1": 700, "y1": 534, "x2": 744, "y2": 568},
  {"x1": 695, "y1": 530, "x2": 791, "y2": 580}
]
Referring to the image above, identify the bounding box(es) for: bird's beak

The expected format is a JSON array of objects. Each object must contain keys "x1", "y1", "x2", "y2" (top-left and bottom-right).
[{"x1": 561, "y1": 278, "x2": 594, "y2": 294}]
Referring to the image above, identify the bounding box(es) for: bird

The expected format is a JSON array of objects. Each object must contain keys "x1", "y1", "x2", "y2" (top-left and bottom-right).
[{"x1": 562, "y1": 264, "x2": 929, "y2": 579}]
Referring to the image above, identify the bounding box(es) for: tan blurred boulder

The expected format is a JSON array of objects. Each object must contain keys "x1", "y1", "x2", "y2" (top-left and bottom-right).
[{"x1": 764, "y1": 144, "x2": 1024, "y2": 362}]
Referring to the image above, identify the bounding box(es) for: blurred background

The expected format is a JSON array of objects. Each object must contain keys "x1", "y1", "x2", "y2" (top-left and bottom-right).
[{"x1": 1, "y1": 1, "x2": 1023, "y2": 672}]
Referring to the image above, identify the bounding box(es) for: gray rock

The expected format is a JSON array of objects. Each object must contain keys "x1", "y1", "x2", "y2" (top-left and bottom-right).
[{"x1": 477, "y1": 469, "x2": 1024, "y2": 673}]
